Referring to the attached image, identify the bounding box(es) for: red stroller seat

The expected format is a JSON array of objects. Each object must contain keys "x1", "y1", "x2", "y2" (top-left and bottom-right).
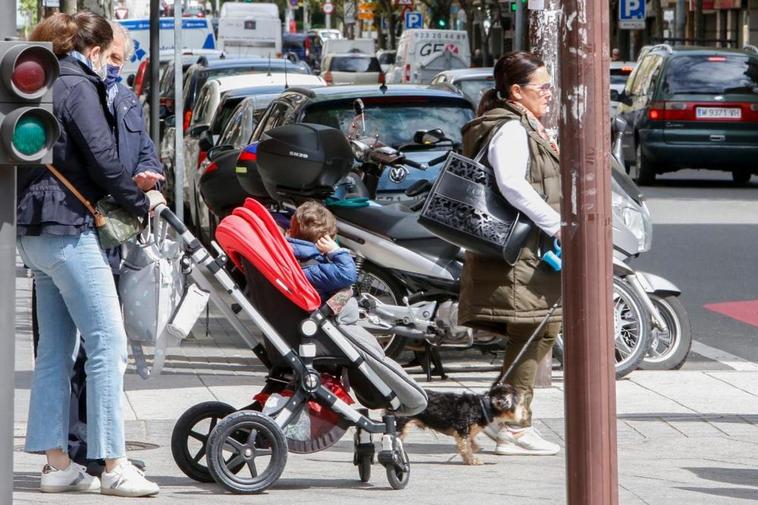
[{"x1": 216, "y1": 197, "x2": 321, "y2": 312}]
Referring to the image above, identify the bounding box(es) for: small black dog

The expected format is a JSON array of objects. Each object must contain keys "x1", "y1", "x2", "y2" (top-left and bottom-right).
[{"x1": 397, "y1": 384, "x2": 524, "y2": 465}]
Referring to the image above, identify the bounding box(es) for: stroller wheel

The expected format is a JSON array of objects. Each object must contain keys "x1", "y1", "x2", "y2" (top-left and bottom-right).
[
  {"x1": 353, "y1": 437, "x2": 374, "y2": 483},
  {"x1": 379, "y1": 438, "x2": 410, "y2": 490},
  {"x1": 207, "y1": 410, "x2": 288, "y2": 494},
  {"x1": 171, "y1": 401, "x2": 238, "y2": 482}
]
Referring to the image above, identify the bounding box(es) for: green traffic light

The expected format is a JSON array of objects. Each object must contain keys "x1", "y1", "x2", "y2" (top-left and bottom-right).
[{"x1": 13, "y1": 115, "x2": 47, "y2": 156}]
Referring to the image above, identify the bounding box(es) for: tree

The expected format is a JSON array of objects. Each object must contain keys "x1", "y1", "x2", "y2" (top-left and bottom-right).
[
  {"x1": 18, "y1": 0, "x2": 37, "y2": 35},
  {"x1": 418, "y1": 0, "x2": 453, "y2": 28},
  {"x1": 694, "y1": 0, "x2": 704, "y2": 41}
]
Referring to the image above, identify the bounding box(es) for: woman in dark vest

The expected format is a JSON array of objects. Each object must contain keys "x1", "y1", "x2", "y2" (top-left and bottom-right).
[{"x1": 458, "y1": 51, "x2": 562, "y2": 456}]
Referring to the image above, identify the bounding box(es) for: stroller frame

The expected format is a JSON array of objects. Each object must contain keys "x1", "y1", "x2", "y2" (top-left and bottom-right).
[{"x1": 155, "y1": 204, "x2": 413, "y2": 493}]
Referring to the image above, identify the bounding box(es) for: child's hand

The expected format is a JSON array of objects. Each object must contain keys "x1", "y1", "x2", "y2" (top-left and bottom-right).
[{"x1": 316, "y1": 236, "x2": 339, "y2": 254}]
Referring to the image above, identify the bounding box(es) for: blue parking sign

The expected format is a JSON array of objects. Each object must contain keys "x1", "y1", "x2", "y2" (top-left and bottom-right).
[
  {"x1": 619, "y1": 0, "x2": 645, "y2": 29},
  {"x1": 405, "y1": 11, "x2": 423, "y2": 30}
]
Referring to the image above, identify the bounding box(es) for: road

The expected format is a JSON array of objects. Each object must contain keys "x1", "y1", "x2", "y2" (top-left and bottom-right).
[{"x1": 631, "y1": 169, "x2": 758, "y2": 370}]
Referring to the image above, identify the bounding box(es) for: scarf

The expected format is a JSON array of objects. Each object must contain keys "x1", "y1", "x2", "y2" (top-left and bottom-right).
[{"x1": 506, "y1": 100, "x2": 560, "y2": 156}]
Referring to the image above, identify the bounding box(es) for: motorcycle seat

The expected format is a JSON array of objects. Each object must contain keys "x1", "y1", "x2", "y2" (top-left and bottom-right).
[{"x1": 331, "y1": 203, "x2": 438, "y2": 241}]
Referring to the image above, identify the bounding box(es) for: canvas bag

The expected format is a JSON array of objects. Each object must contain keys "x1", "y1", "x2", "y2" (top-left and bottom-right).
[{"x1": 119, "y1": 216, "x2": 208, "y2": 378}]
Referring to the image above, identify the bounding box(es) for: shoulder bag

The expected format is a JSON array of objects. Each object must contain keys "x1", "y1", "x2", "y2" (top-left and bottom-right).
[
  {"x1": 44, "y1": 164, "x2": 143, "y2": 249},
  {"x1": 418, "y1": 128, "x2": 534, "y2": 266}
]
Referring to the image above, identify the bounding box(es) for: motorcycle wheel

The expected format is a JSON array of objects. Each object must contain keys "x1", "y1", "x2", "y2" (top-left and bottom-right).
[
  {"x1": 355, "y1": 263, "x2": 409, "y2": 359},
  {"x1": 552, "y1": 278, "x2": 650, "y2": 379},
  {"x1": 639, "y1": 295, "x2": 692, "y2": 371},
  {"x1": 613, "y1": 277, "x2": 651, "y2": 379}
]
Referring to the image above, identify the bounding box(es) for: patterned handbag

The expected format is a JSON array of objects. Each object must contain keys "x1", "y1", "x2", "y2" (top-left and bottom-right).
[{"x1": 418, "y1": 138, "x2": 534, "y2": 266}]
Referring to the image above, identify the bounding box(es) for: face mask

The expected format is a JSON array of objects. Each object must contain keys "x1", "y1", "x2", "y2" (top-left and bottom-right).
[
  {"x1": 104, "y1": 64, "x2": 122, "y2": 88},
  {"x1": 88, "y1": 52, "x2": 108, "y2": 80}
]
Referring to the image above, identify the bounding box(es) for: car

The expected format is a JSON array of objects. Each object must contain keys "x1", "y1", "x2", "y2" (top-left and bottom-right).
[
  {"x1": 376, "y1": 49, "x2": 397, "y2": 75},
  {"x1": 321, "y1": 53, "x2": 384, "y2": 85},
  {"x1": 609, "y1": 61, "x2": 635, "y2": 117},
  {"x1": 617, "y1": 45, "x2": 758, "y2": 185},
  {"x1": 184, "y1": 73, "x2": 326, "y2": 240},
  {"x1": 430, "y1": 67, "x2": 494, "y2": 110},
  {"x1": 245, "y1": 85, "x2": 475, "y2": 200},
  {"x1": 386, "y1": 29, "x2": 470, "y2": 84}
]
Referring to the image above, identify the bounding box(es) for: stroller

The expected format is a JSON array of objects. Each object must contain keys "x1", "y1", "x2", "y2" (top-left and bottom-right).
[{"x1": 158, "y1": 194, "x2": 428, "y2": 493}]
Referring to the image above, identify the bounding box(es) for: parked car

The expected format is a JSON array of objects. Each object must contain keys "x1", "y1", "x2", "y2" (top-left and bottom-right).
[
  {"x1": 321, "y1": 54, "x2": 384, "y2": 85},
  {"x1": 430, "y1": 67, "x2": 494, "y2": 110},
  {"x1": 183, "y1": 74, "x2": 325, "y2": 240},
  {"x1": 617, "y1": 45, "x2": 758, "y2": 185},
  {"x1": 609, "y1": 61, "x2": 635, "y2": 117},
  {"x1": 242, "y1": 85, "x2": 475, "y2": 202},
  {"x1": 376, "y1": 49, "x2": 397, "y2": 75}
]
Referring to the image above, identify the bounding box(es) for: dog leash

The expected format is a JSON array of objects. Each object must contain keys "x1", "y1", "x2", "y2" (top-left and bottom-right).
[{"x1": 493, "y1": 297, "x2": 562, "y2": 387}]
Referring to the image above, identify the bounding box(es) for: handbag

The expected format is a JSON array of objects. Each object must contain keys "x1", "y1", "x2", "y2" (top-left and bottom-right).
[
  {"x1": 119, "y1": 216, "x2": 209, "y2": 378},
  {"x1": 44, "y1": 164, "x2": 143, "y2": 249},
  {"x1": 418, "y1": 130, "x2": 535, "y2": 266}
]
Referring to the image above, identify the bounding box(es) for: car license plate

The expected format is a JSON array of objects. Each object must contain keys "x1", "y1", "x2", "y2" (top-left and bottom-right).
[
  {"x1": 244, "y1": 20, "x2": 256, "y2": 30},
  {"x1": 695, "y1": 107, "x2": 741, "y2": 119}
]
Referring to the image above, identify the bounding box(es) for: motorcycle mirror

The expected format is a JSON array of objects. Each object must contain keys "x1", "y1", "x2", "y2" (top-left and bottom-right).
[
  {"x1": 412, "y1": 130, "x2": 429, "y2": 144},
  {"x1": 414, "y1": 128, "x2": 447, "y2": 145},
  {"x1": 353, "y1": 98, "x2": 365, "y2": 116},
  {"x1": 207, "y1": 144, "x2": 235, "y2": 162},
  {"x1": 612, "y1": 116, "x2": 627, "y2": 136}
]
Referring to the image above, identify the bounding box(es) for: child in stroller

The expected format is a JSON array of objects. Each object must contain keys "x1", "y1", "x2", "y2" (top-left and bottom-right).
[
  {"x1": 286, "y1": 201, "x2": 357, "y2": 301},
  {"x1": 163, "y1": 196, "x2": 427, "y2": 494}
]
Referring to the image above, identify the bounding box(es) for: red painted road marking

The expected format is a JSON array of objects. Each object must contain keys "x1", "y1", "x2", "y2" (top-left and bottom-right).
[{"x1": 704, "y1": 300, "x2": 758, "y2": 328}]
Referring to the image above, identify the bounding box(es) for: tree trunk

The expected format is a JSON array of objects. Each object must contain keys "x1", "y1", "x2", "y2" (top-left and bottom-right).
[
  {"x1": 652, "y1": 0, "x2": 664, "y2": 41},
  {"x1": 529, "y1": 2, "x2": 562, "y2": 173},
  {"x1": 61, "y1": 0, "x2": 76, "y2": 14}
]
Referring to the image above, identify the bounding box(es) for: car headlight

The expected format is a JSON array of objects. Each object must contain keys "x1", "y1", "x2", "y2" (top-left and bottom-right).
[{"x1": 611, "y1": 180, "x2": 652, "y2": 253}]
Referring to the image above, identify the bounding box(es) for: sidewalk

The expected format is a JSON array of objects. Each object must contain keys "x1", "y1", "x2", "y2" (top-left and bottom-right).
[{"x1": 13, "y1": 269, "x2": 758, "y2": 504}]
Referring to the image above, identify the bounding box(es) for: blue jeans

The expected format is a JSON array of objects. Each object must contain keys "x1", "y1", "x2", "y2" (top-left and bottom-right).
[{"x1": 17, "y1": 231, "x2": 128, "y2": 460}]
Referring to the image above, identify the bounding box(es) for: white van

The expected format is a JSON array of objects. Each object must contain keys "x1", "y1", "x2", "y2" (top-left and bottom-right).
[
  {"x1": 217, "y1": 2, "x2": 282, "y2": 58},
  {"x1": 119, "y1": 17, "x2": 217, "y2": 83},
  {"x1": 386, "y1": 29, "x2": 470, "y2": 85}
]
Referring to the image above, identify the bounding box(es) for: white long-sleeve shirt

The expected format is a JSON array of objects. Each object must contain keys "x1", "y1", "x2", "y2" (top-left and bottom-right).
[{"x1": 488, "y1": 120, "x2": 561, "y2": 237}]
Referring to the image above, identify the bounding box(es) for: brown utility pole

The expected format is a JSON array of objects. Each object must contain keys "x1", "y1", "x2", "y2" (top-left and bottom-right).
[
  {"x1": 529, "y1": 0, "x2": 562, "y2": 387},
  {"x1": 559, "y1": 0, "x2": 619, "y2": 503}
]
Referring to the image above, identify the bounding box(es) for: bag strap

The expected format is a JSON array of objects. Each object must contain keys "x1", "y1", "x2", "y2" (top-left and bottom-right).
[{"x1": 44, "y1": 164, "x2": 107, "y2": 227}]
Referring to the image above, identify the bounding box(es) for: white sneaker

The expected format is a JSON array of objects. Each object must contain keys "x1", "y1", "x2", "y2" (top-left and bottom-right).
[
  {"x1": 100, "y1": 461, "x2": 160, "y2": 497},
  {"x1": 40, "y1": 462, "x2": 100, "y2": 493},
  {"x1": 491, "y1": 426, "x2": 561, "y2": 456}
]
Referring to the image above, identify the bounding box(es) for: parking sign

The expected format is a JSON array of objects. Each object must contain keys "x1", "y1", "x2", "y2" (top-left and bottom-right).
[
  {"x1": 619, "y1": 0, "x2": 645, "y2": 29},
  {"x1": 404, "y1": 11, "x2": 423, "y2": 29}
]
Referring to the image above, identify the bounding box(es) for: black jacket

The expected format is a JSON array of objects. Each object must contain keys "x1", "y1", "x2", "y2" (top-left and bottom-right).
[
  {"x1": 17, "y1": 55, "x2": 149, "y2": 236},
  {"x1": 111, "y1": 83, "x2": 162, "y2": 177}
]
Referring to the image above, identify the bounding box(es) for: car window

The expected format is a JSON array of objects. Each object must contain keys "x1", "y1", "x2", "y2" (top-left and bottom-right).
[
  {"x1": 191, "y1": 85, "x2": 214, "y2": 126},
  {"x1": 458, "y1": 78, "x2": 494, "y2": 105},
  {"x1": 661, "y1": 54, "x2": 758, "y2": 95},
  {"x1": 251, "y1": 101, "x2": 292, "y2": 141},
  {"x1": 218, "y1": 104, "x2": 245, "y2": 147},
  {"x1": 329, "y1": 56, "x2": 381, "y2": 73},
  {"x1": 627, "y1": 55, "x2": 661, "y2": 96},
  {"x1": 302, "y1": 99, "x2": 474, "y2": 147},
  {"x1": 211, "y1": 98, "x2": 243, "y2": 135}
]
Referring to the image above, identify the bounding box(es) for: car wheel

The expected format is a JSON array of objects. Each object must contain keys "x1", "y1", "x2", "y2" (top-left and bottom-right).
[
  {"x1": 731, "y1": 170, "x2": 751, "y2": 186},
  {"x1": 635, "y1": 143, "x2": 656, "y2": 186}
]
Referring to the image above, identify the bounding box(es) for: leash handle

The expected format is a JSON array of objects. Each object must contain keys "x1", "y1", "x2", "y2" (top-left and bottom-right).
[{"x1": 494, "y1": 297, "x2": 561, "y2": 387}]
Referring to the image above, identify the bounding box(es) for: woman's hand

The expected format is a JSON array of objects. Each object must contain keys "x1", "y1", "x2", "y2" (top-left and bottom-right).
[
  {"x1": 134, "y1": 171, "x2": 165, "y2": 191},
  {"x1": 316, "y1": 236, "x2": 339, "y2": 254}
]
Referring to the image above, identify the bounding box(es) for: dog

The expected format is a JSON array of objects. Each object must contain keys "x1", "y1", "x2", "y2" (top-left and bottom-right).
[{"x1": 396, "y1": 383, "x2": 525, "y2": 465}]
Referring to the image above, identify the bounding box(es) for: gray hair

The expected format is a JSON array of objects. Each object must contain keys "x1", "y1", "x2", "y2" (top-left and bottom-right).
[{"x1": 109, "y1": 21, "x2": 134, "y2": 61}]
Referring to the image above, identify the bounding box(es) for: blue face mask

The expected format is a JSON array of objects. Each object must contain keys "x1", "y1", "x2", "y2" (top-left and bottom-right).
[{"x1": 104, "y1": 64, "x2": 122, "y2": 88}]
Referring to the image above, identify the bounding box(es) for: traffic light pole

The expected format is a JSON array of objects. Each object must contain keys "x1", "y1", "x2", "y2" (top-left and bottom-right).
[
  {"x1": 558, "y1": 0, "x2": 619, "y2": 503},
  {"x1": 0, "y1": 1, "x2": 16, "y2": 503},
  {"x1": 174, "y1": 0, "x2": 185, "y2": 222}
]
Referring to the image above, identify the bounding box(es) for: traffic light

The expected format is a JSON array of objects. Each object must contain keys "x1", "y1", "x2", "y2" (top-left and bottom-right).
[
  {"x1": 0, "y1": 41, "x2": 59, "y2": 165},
  {"x1": 438, "y1": 18, "x2": 447, "y2": 28}
]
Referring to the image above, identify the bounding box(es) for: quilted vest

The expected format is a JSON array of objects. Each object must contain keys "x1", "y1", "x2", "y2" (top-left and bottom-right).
[{"x1": 457, "y1": 104, "x2": 562, "y2": 326}]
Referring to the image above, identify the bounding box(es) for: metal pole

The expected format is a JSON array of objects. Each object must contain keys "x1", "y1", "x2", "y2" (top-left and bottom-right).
[
  {"x1": 559, "y1": 0, "x2": 619, "y2": 502},
  {"x1": 0, "y1": 2, "x2": 16, "y2": 503},
  {"x1": 514, "y1": 0, "x2": 525, "y2": 51},
  {"x1": 174, "y1": 0, "x2": 185, "y2": 222},
  {"x1": 304, "y1": 0, "x2": 310, "y2": 32},
  {"x1": 149, "y1": 0, "x2": 160, "y2": 148}
]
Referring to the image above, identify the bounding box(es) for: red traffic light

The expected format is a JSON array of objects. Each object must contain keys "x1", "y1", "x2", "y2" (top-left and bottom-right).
[
  {"x1": 1, "y1": 45, "x2": 59, "y2": 100},
  {"x1": 12, "y1": 55, "x2": 47, "y2": 95}
]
